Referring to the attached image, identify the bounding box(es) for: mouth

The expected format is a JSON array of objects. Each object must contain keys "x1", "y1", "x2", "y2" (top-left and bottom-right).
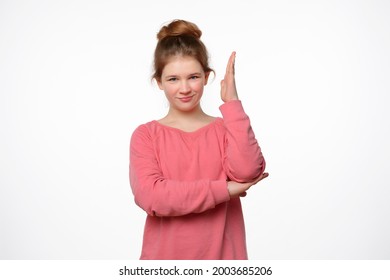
[{"x1": 177, "y1": 95, "x2": 194, "y2": 102}]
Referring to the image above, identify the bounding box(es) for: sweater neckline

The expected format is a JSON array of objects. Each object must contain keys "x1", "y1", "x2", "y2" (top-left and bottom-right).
[{"x1": 152, "y1": 118, "x2": 222, "y2": 134}]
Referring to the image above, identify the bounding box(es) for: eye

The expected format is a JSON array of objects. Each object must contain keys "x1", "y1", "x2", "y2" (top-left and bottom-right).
[
  {"x1": 167, "y1": 77, "x2": 177, "y2": 82},
  {"x1": 190, "y1": 75, "x2": 200, "y2": 80}
]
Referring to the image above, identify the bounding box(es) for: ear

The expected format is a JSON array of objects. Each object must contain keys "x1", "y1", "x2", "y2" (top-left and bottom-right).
[
  {"x1": 156, "y1": 79, "x2": 163, "y2": 90},
  {"x1": 204, "y1": 72, "x2": 210, "y2": 85}
]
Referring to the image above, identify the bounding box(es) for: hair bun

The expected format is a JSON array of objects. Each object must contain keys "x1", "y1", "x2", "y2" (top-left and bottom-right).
[{"x1": 157, "y1": 19, "x2": 202, "y2": 41}]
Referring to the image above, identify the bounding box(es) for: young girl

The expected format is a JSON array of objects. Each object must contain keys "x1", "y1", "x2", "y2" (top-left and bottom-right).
[{"x1": 129, "y1": 19, "x2": 268, "y2": 260}]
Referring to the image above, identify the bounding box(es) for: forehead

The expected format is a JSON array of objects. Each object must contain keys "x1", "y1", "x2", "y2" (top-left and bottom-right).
[{"x1": 162, "y1": 56, "x2": 204, "y2": 76}]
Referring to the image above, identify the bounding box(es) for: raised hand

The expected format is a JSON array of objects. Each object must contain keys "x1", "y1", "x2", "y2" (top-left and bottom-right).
[
  {"x1": 220, "y1": 51, "x2": 239, "y2": 102},
  {"x1": 227, "y1": 172, "x2": 269, "y2": 198}
]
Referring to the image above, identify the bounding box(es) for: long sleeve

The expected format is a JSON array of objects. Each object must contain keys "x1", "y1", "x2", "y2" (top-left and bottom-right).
[
  {"x1": 129, "y1": 107, "x2": 263, "y2": 259},
  {"x1": 220, "y1": 100, "x2": 266, "y2": 182},
  {"x1": 129, "y1": 125, "x2": 230, "y2": 217}
]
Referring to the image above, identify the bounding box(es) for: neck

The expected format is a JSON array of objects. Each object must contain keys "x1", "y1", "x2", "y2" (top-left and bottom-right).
[{"x1": 165, "y1": 105, "x2": 208, "y2": 122}]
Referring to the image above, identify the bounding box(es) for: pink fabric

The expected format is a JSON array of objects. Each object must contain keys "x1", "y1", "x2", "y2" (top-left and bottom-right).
[{"x1": 129, "y1": 100, "x2": 265, "y2": 259}]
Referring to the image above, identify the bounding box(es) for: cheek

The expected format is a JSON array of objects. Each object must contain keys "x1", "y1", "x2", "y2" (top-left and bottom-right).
[
  {"x1": 192, "y1": 81, "x2": 205, "y2": 92},
  {"x1": 163, "y1": 84, "x2": 179, "y2": 96}
]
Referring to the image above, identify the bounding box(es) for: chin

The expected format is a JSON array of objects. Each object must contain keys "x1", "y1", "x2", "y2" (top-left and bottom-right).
[{"x1": 175, "y1": 103, "x2": 199, "y2": 112}]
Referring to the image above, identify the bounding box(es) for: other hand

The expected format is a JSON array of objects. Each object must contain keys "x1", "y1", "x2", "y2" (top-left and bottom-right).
[
  {"x1": 227, "y1": 172, "x2": 269, "y2": 198},
  {"x1": 220, "y1": 51, "x2": 239, "y2": 102}
]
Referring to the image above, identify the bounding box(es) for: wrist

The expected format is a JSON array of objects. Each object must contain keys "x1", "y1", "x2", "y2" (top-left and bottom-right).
[
  {"x1": 224, "y1": 97, "x2": 240, "y2": 102},
  {"x1": 219, "y1": 99, "x2": 244, "y2": 118}
]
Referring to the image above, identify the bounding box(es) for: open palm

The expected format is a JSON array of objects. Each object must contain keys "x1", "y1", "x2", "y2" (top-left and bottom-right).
[{"x1": 220, "y1": 51, "x2": 239, "y2": 102}]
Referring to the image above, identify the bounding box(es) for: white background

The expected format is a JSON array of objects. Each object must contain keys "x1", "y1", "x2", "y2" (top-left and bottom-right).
[{"x1": 1, "y1": 0, "x2": 389, "y2": 259}]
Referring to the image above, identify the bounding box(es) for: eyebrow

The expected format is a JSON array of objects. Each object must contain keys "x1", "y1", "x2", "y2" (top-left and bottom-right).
[
  {"x1": 165, "y1": 72, "x2": 202, "y2": 78},
  {"x1": 188, "y1": 72, "x2": 202, "y2": 76}
]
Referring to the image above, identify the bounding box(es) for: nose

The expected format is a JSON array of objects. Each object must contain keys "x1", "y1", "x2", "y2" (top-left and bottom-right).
[{"x1": 179, "y1": 81, "x2": 191, "y2": 95}]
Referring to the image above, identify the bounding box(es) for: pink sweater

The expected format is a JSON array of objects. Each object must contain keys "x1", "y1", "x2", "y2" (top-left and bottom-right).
[{"x1": 129, "y1": 100, "x2": 265, "y2": 259}]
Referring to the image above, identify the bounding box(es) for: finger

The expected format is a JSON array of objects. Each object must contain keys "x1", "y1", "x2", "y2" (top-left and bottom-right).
[
  {"x1": 231, "y1": 51, "x2": 236, "y2": 75},
  {"x1": 261, "y1": 172, "x2": 269, "y2": 179},
  {"x1": 239, "y1": 191, "x2": 247, "y2": 197},
  {"x1": 252, "y1": 172, "x2": 269, "y2": 184},
  {"x1": 230, "y1": 52, "x2": 236, "y2": 74},
  {"x1": 225, "y1": 51, "x2": 236, "y2": 75}
]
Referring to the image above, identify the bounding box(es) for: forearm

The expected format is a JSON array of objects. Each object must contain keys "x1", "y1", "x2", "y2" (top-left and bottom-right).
[
  {"x1": 220, "y1": 100, "x2": 266, "y2": 182},
  {"x1": 130, "y1": 169, "x2": 230, "y2": 217}
]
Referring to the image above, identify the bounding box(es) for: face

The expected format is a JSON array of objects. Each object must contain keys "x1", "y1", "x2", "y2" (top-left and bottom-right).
[{"x1": 157, "y1": 55, "x2": 209, "y2": 113}]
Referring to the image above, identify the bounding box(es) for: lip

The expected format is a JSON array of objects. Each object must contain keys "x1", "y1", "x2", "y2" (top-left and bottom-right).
[{"x1": 177, "y1": 95, "x2": 194, "y2": 102}]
